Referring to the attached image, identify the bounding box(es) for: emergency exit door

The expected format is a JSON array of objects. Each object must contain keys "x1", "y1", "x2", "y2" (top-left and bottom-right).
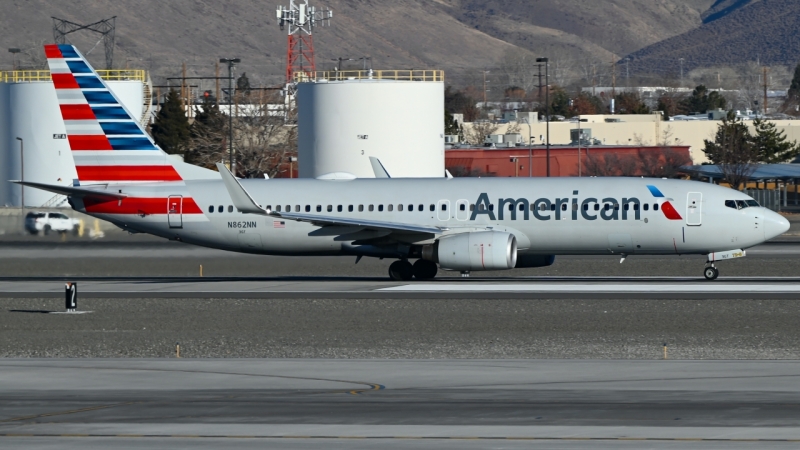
[
  {"x1": 686, "y1": 192, "x2": 702, "y2": 226},
  {"x1": 168, "y1": 195, "x2": 183, "y2": 228}
]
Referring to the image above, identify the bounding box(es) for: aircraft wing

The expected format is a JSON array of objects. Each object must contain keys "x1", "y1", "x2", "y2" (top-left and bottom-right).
[
  {"x1": 216, "y1": 163, "x2": 443, "y2": 235},
  {"x1": 10, "y1": 180, "x2": 127, "y2": 201}
]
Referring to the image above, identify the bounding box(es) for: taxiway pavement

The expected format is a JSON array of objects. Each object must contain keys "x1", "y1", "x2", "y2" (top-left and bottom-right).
[{"x1": 2, "y1": 359, "x2": 800, "y2": 449}]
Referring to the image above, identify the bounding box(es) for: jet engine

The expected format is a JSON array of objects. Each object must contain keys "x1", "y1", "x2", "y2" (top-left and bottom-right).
[{"x1": 423, "y1": 231, "x2": 517, "y2": 271}]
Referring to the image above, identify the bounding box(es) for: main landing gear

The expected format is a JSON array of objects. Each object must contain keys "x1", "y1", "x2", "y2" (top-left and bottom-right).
[
  {"x1": 388, "y1": 259, "x2": 438, "y2": 281},
  {"x1": 704, "y1": 264, "x2": 719, "y2": 280}
]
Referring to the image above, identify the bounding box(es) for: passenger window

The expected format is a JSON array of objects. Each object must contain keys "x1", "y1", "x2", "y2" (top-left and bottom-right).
[
  {"x1": 479, "y1": 204, "x2": 486, "y2": 212},
  {"x1": 643, "y1": 204, "x2": 649, "y2": 211},
  {"x1": 471, "y1": 204, "x2": 476, "y2": 211},
  {"x1": 561, "y1": 204, "x2": 567, "y2": 211},
  {"x1": 316, "y1": 205, "x2": 322, "y2": 212},
  {"x1": 583, "y1": 204, "x2": 588, "y2": 211},
  {"x1": 654, "y1": 203, "x2": 659, "y2": 211},
  {"x1": 442, "y1": 204, "x2": 448, "y2": 211},
  {"x1": 218, "y1": 205, "x2": 223, "y2": 213},
  {"x1": 398, "y1": 204, "x2": 404, "y2": 211},
  {"x1": 408, "y1": 204, "x2": 414, "y2": 211},
  {"x1": 489, "y1": 204, "x2": 495, "y2": 211},
  {"x1": 295, "y1": 205, "x2": 300, "y2": 212},
  {"x1": 369, "y1": 205, "x2": 374, "y2": 212},
  {"x1": 208, "y1": 205, "x2": 214, "y2": 213},
  {"x1": 348, "y1": 205, "x2": 354, "y2": 212},
  {"x1": 550, "y1": 204, "x2": 556, "y2": 211},
  {"x1": 419, "y1": 204, "x2": 424, "y2": 211},
  {"x1": 276, "y1": 205, "x2": 282, "y2": 212},
  {"x1": 306, "y1": 205, "x2": 311, "y2": 212},
  {"x1": 633, "y1": 204, "x2": 639, "y2": 211},
  {"x1": 430, "y1": 204, "x2": 435, "y2": 211},
  {"x1": 265, "y1": 205, "x2": 272, "y2": 211},
  {"x1": 604, "y1": 204, "x2": 610, "y2": 211},
  {"x1": 285, "y1": 205, "x2": 290, "y2": 212},
  {"x1": 327, "y1": 205, "x2": 333, "y2": 212},
  {"x1": 623, "y1": 204, "x2": 629, "y2": 211},
  {"x1": 337, "y1": 205, "x2": 343, "y2": 212},
  {"x1": 614, "y1": 204, "x2": 620, "y2": 210},
  {"x1": 359, "y1": 205, "x2": 364, "y2": 212},
  {"x1": 388, "y1": 204, "x2": 393, "y2": 212},
  {"x1": 378, "y1": 204, "x2": 384, "y2": 212},
  {"x1": 594, "y1": 204, "x2": 599, "y2": 211},
  {"x1": 736, "y1": 200, "x2": 748, "y2": 209},
  {"x1": 460, "y1": 204, "x2": 466, "y2": 211}
]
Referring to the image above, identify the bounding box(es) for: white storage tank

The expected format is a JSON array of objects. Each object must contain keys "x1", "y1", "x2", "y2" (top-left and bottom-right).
[
  {"x1": 297, "y1": 70, "x2": 445, "y2": 178},
  {"x1": 0, "y1": 71, "x2": 146, "y2": 207}
]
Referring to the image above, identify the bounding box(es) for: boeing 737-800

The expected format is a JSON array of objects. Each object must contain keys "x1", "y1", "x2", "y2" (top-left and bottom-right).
[{"x1": 14, "y1": 45, "x2": 790, "y2": 281}]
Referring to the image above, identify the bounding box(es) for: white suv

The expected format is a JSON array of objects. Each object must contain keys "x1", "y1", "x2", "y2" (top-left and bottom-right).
[{"x1": 25, "y1": 212, "x2": 80, "y2": 235}]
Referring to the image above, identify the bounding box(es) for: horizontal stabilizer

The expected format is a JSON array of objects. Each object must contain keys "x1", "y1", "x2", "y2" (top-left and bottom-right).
[{"x1": 10, "y1": 180, "x2": 127, "y2": 200}]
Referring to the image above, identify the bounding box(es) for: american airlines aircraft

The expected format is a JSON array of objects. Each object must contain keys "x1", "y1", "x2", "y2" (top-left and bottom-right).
[{"x1": 16, "y1": 45, "x2": 790, "y2": 281}]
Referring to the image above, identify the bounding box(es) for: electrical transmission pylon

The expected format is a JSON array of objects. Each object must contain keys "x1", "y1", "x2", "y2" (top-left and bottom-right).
[{"x1": 276, "y1": 0, "x2": 332, "y2": 84}]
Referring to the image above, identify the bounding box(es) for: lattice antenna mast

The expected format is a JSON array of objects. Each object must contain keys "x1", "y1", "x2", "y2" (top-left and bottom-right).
[
  {"x1": 277, "y1": 0, "x2": 332, "y2": 83},
  {"x1": 52, "y1": 16, "x2": 116, "y2": 69}
]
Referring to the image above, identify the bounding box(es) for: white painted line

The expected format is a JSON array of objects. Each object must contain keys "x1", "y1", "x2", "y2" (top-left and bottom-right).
[{"x1": 380, "y1": 284, "x2": 800, "y2": 293}]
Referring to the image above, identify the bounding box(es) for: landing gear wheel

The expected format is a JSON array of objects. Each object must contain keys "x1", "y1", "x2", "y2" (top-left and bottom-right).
[
  {"x1": 412, "y1": 259, "x2": 438, "y2": 280},
  {"x1": 388, "y1": 260, "x2": 414, "y2": 281},
  {"x1": 704, "y1": 266, "x2": 719, "y2": 280}
]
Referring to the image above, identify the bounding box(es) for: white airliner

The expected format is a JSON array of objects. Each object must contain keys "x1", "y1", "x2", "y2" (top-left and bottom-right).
[{"x1": 15, "y1": 45, "x2": 790, "y2": 281}]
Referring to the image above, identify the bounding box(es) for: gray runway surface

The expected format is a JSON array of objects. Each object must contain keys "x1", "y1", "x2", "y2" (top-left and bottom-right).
[{"x1": 2, "y1": 359, "x2": 800, "y2": 449}]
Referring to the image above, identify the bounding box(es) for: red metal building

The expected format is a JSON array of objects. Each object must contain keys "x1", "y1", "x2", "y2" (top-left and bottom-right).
[{"x1": 445, "y1": 145, "x2": 691, "y2": 178}]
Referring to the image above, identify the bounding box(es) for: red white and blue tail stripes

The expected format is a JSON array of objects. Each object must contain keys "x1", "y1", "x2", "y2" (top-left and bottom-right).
[{"x1": 45, "y1": 44, "x2": 182, "y2": 184}]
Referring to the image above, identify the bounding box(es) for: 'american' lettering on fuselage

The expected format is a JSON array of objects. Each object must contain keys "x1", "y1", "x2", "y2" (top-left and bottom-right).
[{"x1": 469, "y1": 192, "x2": 644, "y2": 221}]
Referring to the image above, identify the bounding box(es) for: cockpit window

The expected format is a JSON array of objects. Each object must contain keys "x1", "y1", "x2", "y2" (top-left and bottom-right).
[
  {"x1": 746, "y1": 200, "x2": 760, "y2": 207},
  {"x1": 725, "y1": 200, "x2": 736, "y2": 209},
  {"x1": 736, "y1": 200, "x2": 748, "y2": 209}
]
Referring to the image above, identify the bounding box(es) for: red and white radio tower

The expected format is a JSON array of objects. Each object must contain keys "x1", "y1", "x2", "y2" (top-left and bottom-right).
[{"x1": 276, "y1": 0, "x2": 332, "y2": 84}]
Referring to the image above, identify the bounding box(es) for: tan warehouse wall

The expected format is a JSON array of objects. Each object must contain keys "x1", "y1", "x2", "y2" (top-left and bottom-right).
[{"x1": 465, "y1": 115, "x2": 800, "y2": 164}]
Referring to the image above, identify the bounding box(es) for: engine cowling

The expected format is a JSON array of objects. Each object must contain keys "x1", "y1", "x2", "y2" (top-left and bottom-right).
[{"x1": 425, "y1": 231, "x2": 517, "y2": 271}]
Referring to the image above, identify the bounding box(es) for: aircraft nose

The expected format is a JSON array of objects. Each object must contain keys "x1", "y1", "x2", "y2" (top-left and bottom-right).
[{"x1": 763, "y1": 210, "x2": 790, "y2": 240}]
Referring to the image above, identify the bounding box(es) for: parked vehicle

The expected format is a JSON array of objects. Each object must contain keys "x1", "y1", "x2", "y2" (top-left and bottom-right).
[{"x1": 25, "y1": 212, "x2": 80, "y2": 235}]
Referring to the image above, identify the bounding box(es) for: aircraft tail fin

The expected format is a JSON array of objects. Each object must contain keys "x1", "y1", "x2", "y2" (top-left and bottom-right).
[{"x1": 44, "y1": 44, "x2": 216, "y2": 184}]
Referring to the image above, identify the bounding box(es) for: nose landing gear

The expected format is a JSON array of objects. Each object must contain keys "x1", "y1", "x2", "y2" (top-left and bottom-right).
[{"x1": 703, "y1": 265, "x2": 719, "y2": 280}]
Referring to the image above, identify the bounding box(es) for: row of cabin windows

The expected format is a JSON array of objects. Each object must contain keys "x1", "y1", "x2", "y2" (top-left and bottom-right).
[
  {"x1": 208, "y1": 205, "x2": 234, "y2": 213},
  {"x1": 208, "y1": 202, "x2": 663, "y2": 214}
]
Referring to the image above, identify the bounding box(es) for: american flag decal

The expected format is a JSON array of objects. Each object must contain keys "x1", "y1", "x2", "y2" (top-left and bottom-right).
[{"x1": 273, "y1": 221, "x2": 286, "y2": 228}]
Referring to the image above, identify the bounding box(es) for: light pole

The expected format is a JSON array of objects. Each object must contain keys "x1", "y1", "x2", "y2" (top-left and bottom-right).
[
  {"x1": 536, "y1": 57, "x2": 550, "y2": 177},
  {"x1": 220, "y1": 58, "x2": 240, "y2": 175},
  {"x1": 16, "y1": 137, "x2": 23, "y2": 209},
  {"x1": 523, "y1": 118, "x2": 532, "y2": 177},
  {"x1": 8, "y1": 48, "x2": 20, "y2": 71},
  {"x1": 482, "y1": 70, "x2": 490, "y2": 116},
  {"x1": 577, "y1": 116, "x2": 581, "y2": 177}
]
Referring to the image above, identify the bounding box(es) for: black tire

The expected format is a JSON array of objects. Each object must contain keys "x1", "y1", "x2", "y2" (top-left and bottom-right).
[
  {"x1": 412, "y1": 259, "x2": 438, "y2": 280},
  {"x1": 44, "y1": 225, "x2": 51, "y2": 236},
  {"x1": 28, "y1": 229, "x2": 38, "y2": 235},
  {"x1": 388, "y1": 260, "x2": 414, "y2": 281},
  {"x1": 704, "y1": 266, "x2": 719, "y2": 280}
]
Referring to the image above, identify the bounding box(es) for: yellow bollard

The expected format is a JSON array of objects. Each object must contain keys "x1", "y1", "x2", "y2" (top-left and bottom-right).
[
  {"x1": 199, "y1": 265, "x2": 203, "y2": 277},
  {"x1": 93, "y1": 219, "x2": 100, "y2": 235},
  {"x1": 78, "y1": 219, "x2": 85, "y2": 237},
  {"x1": 663, "y1": 343, "x2": 668, "y2": 360},
  {"x1": 176, "y1": 343, "x2": 181, "y2": 358}
]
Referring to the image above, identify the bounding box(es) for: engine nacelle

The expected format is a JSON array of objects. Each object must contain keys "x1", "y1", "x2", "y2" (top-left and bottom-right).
[{"x1": 425, "y1": 231, "x2": 517, "y2": 271}]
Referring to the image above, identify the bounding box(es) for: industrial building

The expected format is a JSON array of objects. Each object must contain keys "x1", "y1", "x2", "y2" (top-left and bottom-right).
[{"x1": 0, "y1": 70, "x2": 150, "y2": 207}]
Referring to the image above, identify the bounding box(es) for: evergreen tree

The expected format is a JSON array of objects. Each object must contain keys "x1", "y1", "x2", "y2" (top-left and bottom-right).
[
  {"x1": 186, "y1": 94, "x2": 226, "y2": 166},
  {"x1": 444, "y1": 110, "x2": 463, "y2": 141},
  {"x1": 751, "y1": 118, "x2": 800, "y2": 163},
  {"x1": 679, "y1": 85, "x2": 727, "y2": 114},
  {"x1": 702, "y1": 114, "x2": 757, "y2": 190},
  {"x1": 788, "y1": 63, "x2": 800, "y2": 101},
  {"x1": 151, "y1": 90, "x2": 190, "y2": 154},
  {"x1": 547, "y1": 88, "x2": 571, "y2": 118},
  {"x1": 237, "y1": 73, "x2": 251, "y2": 97}
]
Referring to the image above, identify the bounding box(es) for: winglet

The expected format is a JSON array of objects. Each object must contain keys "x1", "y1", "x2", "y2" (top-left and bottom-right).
[
  {"x1": 369, "y1": 157, "x2": 391, "y2": 178},
  {"x1": 215, "y1": 163, "x2": 269, "y2": 215}
]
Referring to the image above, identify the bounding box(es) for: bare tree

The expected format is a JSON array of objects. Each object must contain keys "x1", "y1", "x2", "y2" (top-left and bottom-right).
[
  {"x1": 498, "y1": 48, "x2": 539, "y2": 94},
  {"x1": 463, "y1": 121, "x2": 499, "y2": 146}
]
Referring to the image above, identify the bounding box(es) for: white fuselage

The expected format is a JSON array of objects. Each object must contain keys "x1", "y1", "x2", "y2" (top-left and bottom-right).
[{"x1": 71, "y1": 177, "x2": 785, "y2": 259}]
